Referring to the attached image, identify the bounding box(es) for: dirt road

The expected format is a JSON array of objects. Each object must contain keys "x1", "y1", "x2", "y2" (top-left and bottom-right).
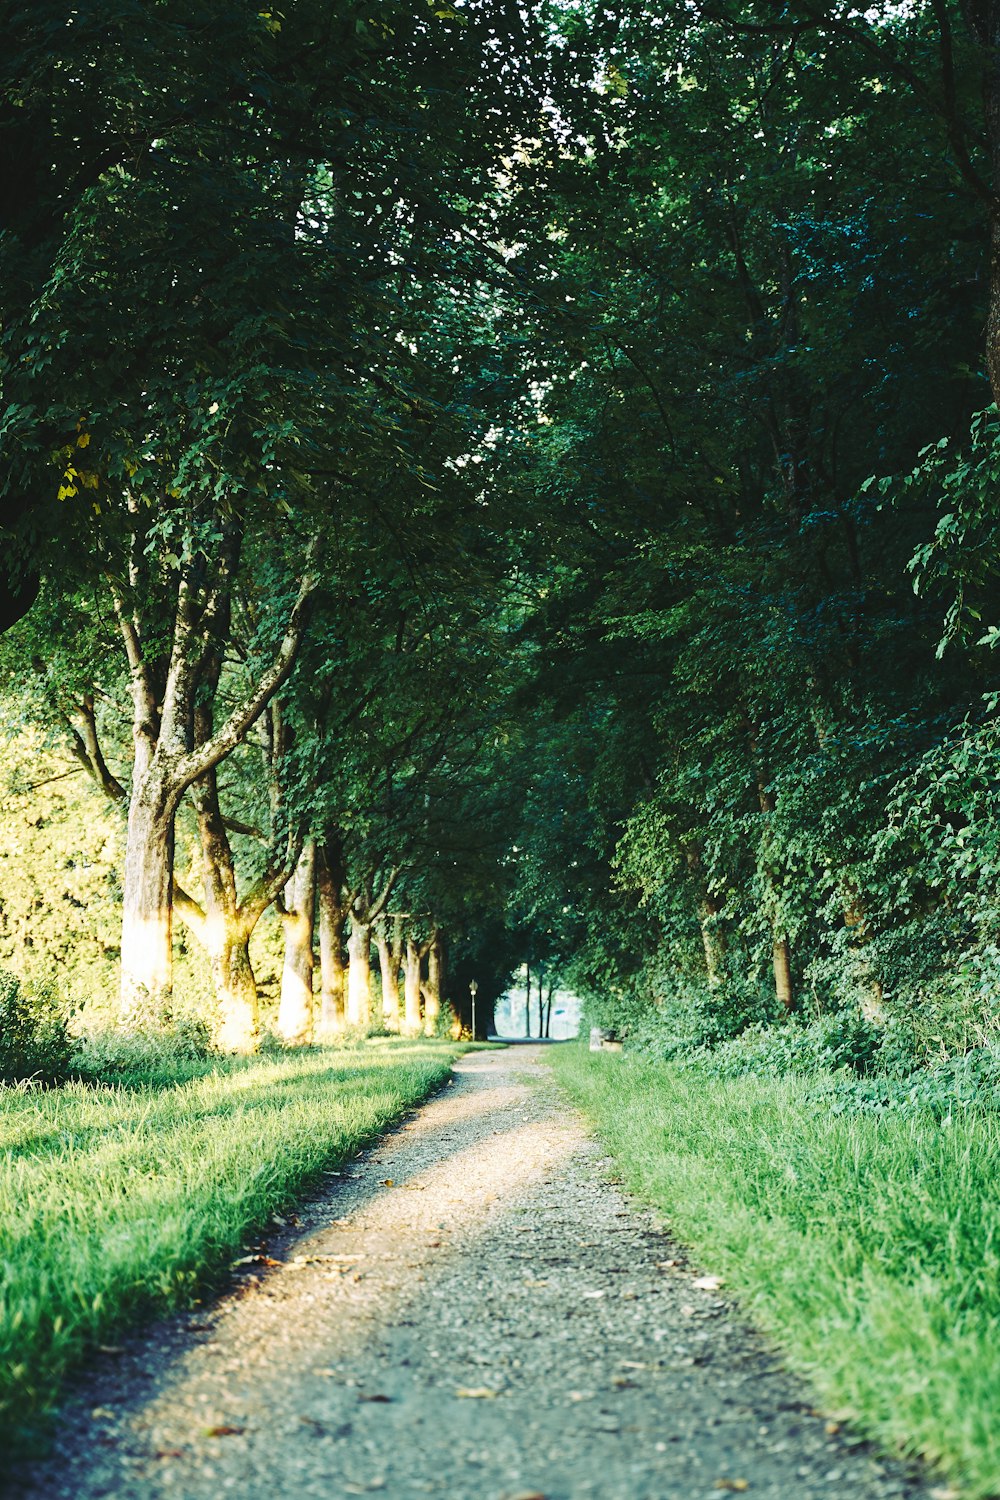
[{"x1": 7, "y1": 1046, "x2": 933, "y2": 1500}]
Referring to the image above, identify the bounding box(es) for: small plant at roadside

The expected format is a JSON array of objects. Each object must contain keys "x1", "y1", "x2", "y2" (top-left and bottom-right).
[{"x1": 0, "y1": 969, "x2": 74, "y2": 1086}]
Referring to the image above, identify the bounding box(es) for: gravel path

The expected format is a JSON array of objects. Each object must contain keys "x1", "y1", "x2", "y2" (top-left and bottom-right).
[{"x1": 7, "y1": 1045, "x2": 937, "y2": 1500}]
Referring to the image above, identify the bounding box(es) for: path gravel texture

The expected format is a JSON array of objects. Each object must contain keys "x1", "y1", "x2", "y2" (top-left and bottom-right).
[{"x1": 7, "y1": 1045, "x2": 937, "y2": 1500}]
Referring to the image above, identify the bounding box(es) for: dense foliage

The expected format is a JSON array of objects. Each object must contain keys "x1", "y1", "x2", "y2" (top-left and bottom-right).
[{"x1": 2, "y1": 0, "x2": 1000, "y2": 1071}]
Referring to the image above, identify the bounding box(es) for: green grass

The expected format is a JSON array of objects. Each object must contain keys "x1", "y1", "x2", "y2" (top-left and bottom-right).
[
  {"x1": 552, "y1": 1043, "x2": 1000, "y2": 1498},
  {"x1": 0, "y1": 1038, "x2": 462, "y2": 1448}
]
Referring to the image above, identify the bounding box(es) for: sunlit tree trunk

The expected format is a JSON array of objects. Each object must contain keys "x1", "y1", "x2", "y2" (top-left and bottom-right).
[
  {"x1": 112, "y1": 523, "x2": 318, "y2": 1024},
  {"x1": 376, "y1": 914, "x2": 403, "y2": 1030},
  {"x1": 317, "y1": 841, "x2": 347, "y2": 1036},
  {"x1": 404, "y1": 938, "x2": 423, "y2": 1035},
  {"x1": 345, "y1": 868, "x2": 399, "y2": 1031},
  {"x1": 423, "y1": 928, "x2": 443, "y2": 1036},
  {"x1": 277, "y1": 840, "x2": 316, "y2": 1043},
  {"x1": 120, "y1": 765, "x2": 176, "y2": 1025},
  {"x1": 346, "y1": 918, "x2": 373, "y2": 1028}
]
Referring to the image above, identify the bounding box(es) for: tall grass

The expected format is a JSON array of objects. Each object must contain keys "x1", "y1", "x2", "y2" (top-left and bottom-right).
[
  {"x1": 0, "y1": 1040, "x2": 460, "y2": 1449},
  {"x1": 553, "y1": 1044, "x2": 1000, "y2": 1498}
]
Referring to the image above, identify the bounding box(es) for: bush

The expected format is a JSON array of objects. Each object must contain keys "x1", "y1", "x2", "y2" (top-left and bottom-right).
[
  {"x1": 819, "y1": 1045, "x2": 1000, "y2": 1119},
  {"x1": 685, "y1": 1011, "x2": 889, "y2": 1080},
  {"x1": 0, "y1": 969, "x2": 75, "y2": 1085},
  {"x1": 583, "y1": 971, "x2": 780, "y2": 1057},
  {"x1": 72, "y1": 1017, "x2": 213, "y2": 1086}
]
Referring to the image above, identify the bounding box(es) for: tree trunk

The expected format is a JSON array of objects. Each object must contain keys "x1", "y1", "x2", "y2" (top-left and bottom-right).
[
  {"x1": 376, "y1": 922, "x2": 402, "y2": 1031},
  {"x1": 771, "y1": 935, "x2": 794, "y2": 1014},
  {"x1": 316, "y1": 849, "x2": 347, "y2": 1036},
  {"x1": 277, "y1": 840, "x2": 316, "y2": 1043},
  {"x1": 746, "y1": 717, "x2": 796, "y2": 1013},
  {"x1": 423, "y1": 930, "x2": 442, "y2": 1036},
  {"x1": 213, "y1": 921, "x2": 260, "y2": 1052},
  {"x1": 120, "y1": 772, "x2": 176, "y2": 1024},
  {"x1": 403, "y1": 940, "x2": 423, "y2": 1035},
  {"x1": 524, "y1": 963, "x2": 532, "y2": 1038},
  {"x1": 544, "y1": 978, "x2": 555, "y2": 1038},
  {"x1": 698, "y1": 898, "x2": 727, "y2": 987},
  {"x1": 346, "y1": 919, "x2": 372, "y2": 1029}
]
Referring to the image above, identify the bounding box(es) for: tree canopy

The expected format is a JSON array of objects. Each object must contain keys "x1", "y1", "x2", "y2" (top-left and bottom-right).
[{"x1": 2, "y1": 0, "x2": 999, "y2": 1055}]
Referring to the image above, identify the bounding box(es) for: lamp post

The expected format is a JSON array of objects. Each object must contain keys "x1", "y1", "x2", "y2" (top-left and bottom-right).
[{"x1": 469, "y1": 978, "x2": 478, "y2": 1041}]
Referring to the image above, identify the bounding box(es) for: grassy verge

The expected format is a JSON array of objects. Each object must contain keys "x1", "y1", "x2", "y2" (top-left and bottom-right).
[
  {"x1": 0, "y1": 1038, "x2": 462, "y2": 1448},
  {"x1": 552, "y1": 1042, "x2": 1000, "y2": 1498}
]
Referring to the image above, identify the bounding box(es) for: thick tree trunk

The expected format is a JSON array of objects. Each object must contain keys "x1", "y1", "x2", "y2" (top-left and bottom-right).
[
  {"x1": 376, "y1": 924, "x2": 402, "y2": 1030},
  {"x1": 403, "y1": 939, "x2": 423, "y2": 1035},
  {"x1": 346, "y1": 920, "x2": 372, "y2": 1029},
  {"x1": 213, "y1": 922, "x2": 260, "y2": 1051},
  {"x1": 120, "y1": 773, "x2": 176, "y2": 1024},
  {"x1": 277, "y1": 841, "x2": 316, "y2": 1043},
  {"x1": 423, "y1": 931, "x2": 443, "y2": 1036},
  {"x1": 317, "y1": 866, "x2": 347, "y2": 1036},
  {"x1": 187, "y1": 764, "x2": 260, "y2": 1052}
]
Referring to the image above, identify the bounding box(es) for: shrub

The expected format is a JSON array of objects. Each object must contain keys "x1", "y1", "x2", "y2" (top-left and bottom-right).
[
  {"x1": 72, "y1": 1017, "x2": 214, "y2": 1086},
  {"x1": 0, "y1": 969, "x2": 75, "y2": 1085}
]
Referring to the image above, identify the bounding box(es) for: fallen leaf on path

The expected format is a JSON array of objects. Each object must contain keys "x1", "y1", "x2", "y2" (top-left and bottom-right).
[
  {"x1": 825, "y1": 1421, "x2": 841, "y2": 1436},
  {"x1": 656, "y1": 1259, "x2": 680, "y2": 1269},
  {"x1": 620, "y1": 1360, "x2": 648, "y2": 1370},
  {"x1": 611, "y1": 1376, "x2": 636, "y2": 1389},
  {"x1": 358, "y1": 1393, "x2": 392, "y2": 1403},
  {"x1": 455, "y1": 1386, "x2": 499, "y2": 1399},
  {"x1": 231, "y1": 1254, "x2": 282, "y2": 1268},
  {"x1": 381, "y1": 1179, "x2": 394, "y2": 1187},
  {"x1": 523, "y1": 1279, "x2": 549, "y2": 1288},
  {"x1": 98, "y1": 1344, "x2": 124, "y2": 1355},
  {"x1": 692, "y1": 1275, "x2": 723, "y2": 1290},
  {"x1": 202, "y1": 1425, "x2": 244, "y2": 1438},
  {"x1": 90, "y1": 1407, "x2": 115, "y2": 1421},
  {"x1": 153, "y1": 1449, "x2": 184, "y2": 1460},
  {"x1": 581, "y1": 1290, "x2": 606, "y2": 1299},
  {"x1": 714, "y1": 1481, "x2": 749, "y2": 1493}
]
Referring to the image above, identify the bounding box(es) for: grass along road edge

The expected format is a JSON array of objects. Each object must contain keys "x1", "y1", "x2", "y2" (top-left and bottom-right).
[
  {"x1": 1, "y1": 1039, "x2": 463, "y2": 1451},
  {"x1": 551, "y1": 1042, "x2": 1000, "y2": 1499}
]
